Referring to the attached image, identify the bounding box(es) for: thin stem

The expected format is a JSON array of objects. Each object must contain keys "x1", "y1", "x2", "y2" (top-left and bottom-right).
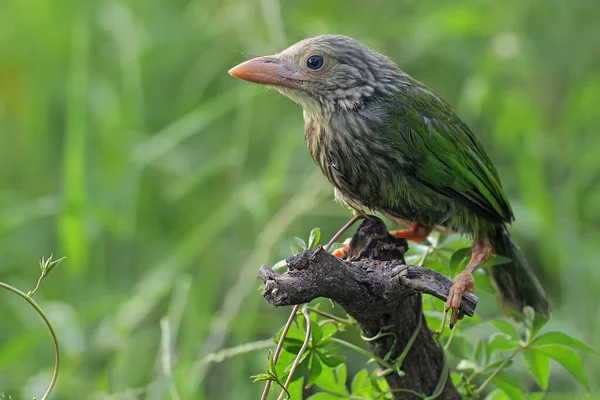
[
  {"x1": 260, "y1": 305, "x2": 299, "y2": 400},
  {"x1": 261, "y1": 215, "x2": 364, "y2": 399},
  {"x1": 424, "y1": 337, "x2": 449, "y2": 400},
  {"x1": 444, "y1": 325, "x2": 457, "y2": 351},
  {"x1": 28, "y1": 274, "x2": 44, "y2": 297},
  {"x1": 324, "y1": 213, "x2": 365, "y2": 251},
  {"x1": 386, "y1": 388, "x2": 426, "y2": 399},
  {"x1": 435, "y1": 310, "x2": 447, "y2": 337},
  {"x1": 277, "y1": 307, "x2": 312, "y2": 400},
  {"x1": 200, "y1": 339, "x2": 274, "y2": 366},
  {"x1": 0, "y1": 281, "x2": 60, "y2": 400},
  {"x1": 395, "y1": 295, "x2": 423, "y2": 368},
  {"x1": 475, "y1": 346, "x2": 523, "y2": 395},
  {"x1": 160, "y1": 317, "x2": 181, "y2": 400},
  {"x1": 331, "y1": 337, "x2": 394, "y2": 370},
  {"x1": 418, "y1": 246, "x2": 433, "y2": 267},
  {"x1": 306, "y1": 306, "x2": 352, "y2": 325}
]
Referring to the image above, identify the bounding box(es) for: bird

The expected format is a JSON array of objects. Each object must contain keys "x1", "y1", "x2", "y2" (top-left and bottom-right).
[{"x1": 228, "y1": 35, "x2": 550, "y2": 326}]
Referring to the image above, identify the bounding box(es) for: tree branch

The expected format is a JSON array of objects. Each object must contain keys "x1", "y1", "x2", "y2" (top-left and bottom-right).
[{"x1": 258, "y1": 217, "x2": 478, "y2": 399}]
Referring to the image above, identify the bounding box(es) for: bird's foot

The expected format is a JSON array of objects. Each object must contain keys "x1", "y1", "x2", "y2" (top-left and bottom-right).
[
  {"x1": 389, "y1": 223, "x2": 432, "y2": 243},
  {"x1": 332, "y1": 223, "x2": 431, "y2": 258},
  {"x1": 331, "y1": 238, "x2": 352, "y2": 258},
  {"x1": 446, "y1": 271, "x2": 475, "y2": 328}
]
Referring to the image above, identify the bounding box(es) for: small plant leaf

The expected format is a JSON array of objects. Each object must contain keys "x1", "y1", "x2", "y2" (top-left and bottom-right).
[
  {"x1": 488, "y1": 333, "x2": 519, "y2": 353},
  {"x1": 530, "y1": 312, "x2": 549, "y2": 339},
  {"x1": 250, "y1": 373, "x2": 271, "y2": 383},
  {"x1": 307, "y1": 393, "x2": 341, "y2": 400},
  {"x1": 319, "y1": 352, "x2": 345, "y2": 367},
  {"x1": 294, "y1": 237, "x2": 307, "y2": 250},
  {"x1": 311, "y1": 322, "x2": 323, "y2": 348},
  {"x1": 474, "y1": 271, "x2": 496, "y2": 294},
  {"x1": 490, "y1": 320, "x2": 520, "y2": 341},
  {"x1": 532, "y1": 331, "x2": 596, "y2": 353},
  {"x1": 480, "y1": 254, "x2": 512, "y2": 269},
  {"x1": 307, "y1": 352, "x2": 323, "y2": 387},
  {"x1": 491, "y1": 373, "x2": 525, "y2": 400},
  {"x1": 314, "y1": 362, "x2": 349, "y2": 396},
  {"x1": 485, "y1": 389, "x2": 511, "y2": 400},
  {"x1": 350, "y1": 368, "x2": 371, "y2": 396},
  {"x1": 474, "y1": 339, "x2": 489, "y2": 367},
  {"x1": 272, "y1": 259, "x2": 288, "y2": 272},
  {"x1": 522, "y1": 348, "x2": 550, "y2": 390},
  {"x1": 523, "y1": 306, "x2": 535, "y2": 327},
  {"x1": 456, "y1": 359, "x2": 478, "y2": 372},
  {"x1": 308, "y1": 228, "x2": 321, "y2": 249},
  {"x1": 535, "y1": 345, "x2": 589, "y2": 390},
  {"x1": 450, "y1": 247, "x2": 471, "y2": 276},
  {"x1": 482, "y1": 358, "x2": 514, "y2": 374}
]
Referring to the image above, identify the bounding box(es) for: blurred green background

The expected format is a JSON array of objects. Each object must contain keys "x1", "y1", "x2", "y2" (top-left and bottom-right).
[{"x1": 1, "y1": 0, "x2": 599, "y2": 398}]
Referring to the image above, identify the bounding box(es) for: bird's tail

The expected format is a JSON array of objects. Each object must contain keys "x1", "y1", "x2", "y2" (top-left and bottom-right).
[{"x1": 488, "y1": 225, "x2": 551, "y2": 318}]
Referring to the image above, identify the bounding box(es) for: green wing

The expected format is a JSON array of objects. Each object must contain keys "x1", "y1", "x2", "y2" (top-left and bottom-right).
[{"x1": 388, "y1": 85, "x2": 514, "y2": 223}]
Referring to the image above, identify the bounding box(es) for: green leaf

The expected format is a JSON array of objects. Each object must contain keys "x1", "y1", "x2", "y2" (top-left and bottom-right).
[
  {"x1": 272, "y1": 259, "x2": 288, "y2": 271},
  {"x1": 532, "y1": 331, "x2": 596, "y2": 353},
  {"x1": 319, "y1": 352, "x2": 345, "y2": 367},
  {"x1": 319, "y1": 323, "x2": 338, "y2": 344},
  {"x1": 450, "y1": 247, "x2": 471, "y2": 276},
  {"x1": 314, "y1": 362, "x2": 349, "y2": 396},
  {"x1": 525, "y1": 393, "x2": 545, "y2": 400},
  {"x1": 456, "y1": 359, "x2": 478, "y2": 372},
  {"x1": 535, "y1": 345, "x2": 589, "y2": 390},
  {"x1": 522, "y1": 348, "x2": 550, "y2": 390},
  {"x1": 482, "y1": 358, "x2": 513, "y2": 374},
  {"x1": 474, "y1": 339, "x2": 489, "y2": 367},
  {"x1": 311, "y1": 323, "x2": 323, "y2": 348},
  {"x1": 485, "y1": 389, "x2": 511, "y2": 400},
  {"x1": 491, "y1": 373, "x2": 525, "y2": 400},
  {"x1": 523, "y1": 306, "x2": 535, "y2": 327},
  {"x1": 308, "y1": 228, "x2": 321, "y2": 249},
  {"x1": 250, "y1": 373, "x2": 271, "y2": 383},
  {"x1": 307, "y1": 393, "x2": 343, "y2": 399},
  {"x1": 474, "y1": 270, "x2": 496, "y2": 294},
  {"x1": 447, "y1": 335, "x2": 474, "y2": 359},
  {"x1": 490, "y1": 320, "x2": 520, "y2": 341},
  {"x1": 480, "y1": 254, "x2": 512, "y2": 269},
  {"x1": 281, "y1": 338, "x2": 305, "y2": 354},
  {"x1": 488, "y1": 333, "x2": 519, "y2": 353},
  {"x1": 287, "y1": 375, "x2": 305, "y2": 400},
  {"x1": 350, "y1": 368, "x2": 371, "y2": 396},
  {"x1": 450, "y1": 372, "x2": 462, "y2": 387},
  {"x1": 335, "y1": 364, "x2": 347, "y2": 390},
  {"x1": 307, "y1": 352, "x2": 323, "y2": 387},
  {"x1": 529, "y1": 312, "x2": 549, "y2": 339},
  {"x1": 369, "y1": 369, "x2": 389, "y2": 395},
  {"x1": 295, "y1": 237, "x2": 307, "y2": 250}
]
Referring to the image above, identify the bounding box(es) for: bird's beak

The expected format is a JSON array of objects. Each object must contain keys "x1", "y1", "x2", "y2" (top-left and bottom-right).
[{"x1": 228, "y1": 56, "x2": 304, "y2": 89}]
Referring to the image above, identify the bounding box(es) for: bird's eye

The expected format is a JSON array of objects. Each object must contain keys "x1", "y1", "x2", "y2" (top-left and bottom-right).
[{"x1": 306, "y1": 55, "x2": 325, "y2": 71}]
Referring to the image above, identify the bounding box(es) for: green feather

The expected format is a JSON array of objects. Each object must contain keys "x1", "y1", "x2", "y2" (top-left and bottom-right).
[{"x1": 385, "y1": 84, "x2": 514, "y2": 227}]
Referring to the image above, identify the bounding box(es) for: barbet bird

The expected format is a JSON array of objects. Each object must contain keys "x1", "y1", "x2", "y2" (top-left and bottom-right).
[{"x1": 229, "y1": 35, "x2": 550, "y2": 326}]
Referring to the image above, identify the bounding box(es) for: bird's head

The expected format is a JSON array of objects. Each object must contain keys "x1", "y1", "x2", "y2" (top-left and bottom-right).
[{"x1": 228, "y1": 35, "x2": 404, "y2": 117}]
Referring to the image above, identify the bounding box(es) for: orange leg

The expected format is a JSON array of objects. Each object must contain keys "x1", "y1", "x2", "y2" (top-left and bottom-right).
[
  {"x1": 390, "y1": 223, "x2": 432, "y2": 243},
  {"x1": 446, "y1": 239, "x2": 493, "y2": 328},
  {"x1": 332, "y1": 223, "x2": 432, "y2": 258}
]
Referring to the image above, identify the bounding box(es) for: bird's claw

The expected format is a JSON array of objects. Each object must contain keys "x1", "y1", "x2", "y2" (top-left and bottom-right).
[
  {"x1": 445, "y1": 271, "x2": 475, "y2": 329},
  {"x1": 331, "y1": 238, "x2": 352, "y2": 258}
]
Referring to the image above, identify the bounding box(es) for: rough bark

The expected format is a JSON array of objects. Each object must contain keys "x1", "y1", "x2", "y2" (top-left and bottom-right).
[{"x1": 258, "y1": 217, "x2": 478, "y2": 400}]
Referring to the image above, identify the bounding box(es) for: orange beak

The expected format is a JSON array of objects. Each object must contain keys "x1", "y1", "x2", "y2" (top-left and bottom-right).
[{"x1": 228, "y1": 56, "x2": 304, "y2": 89}]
